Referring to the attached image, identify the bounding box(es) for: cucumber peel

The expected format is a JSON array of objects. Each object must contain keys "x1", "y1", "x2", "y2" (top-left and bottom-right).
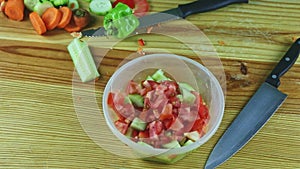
[{"x1": 67, "y1": 38, "x2": 100, "y2": 82}]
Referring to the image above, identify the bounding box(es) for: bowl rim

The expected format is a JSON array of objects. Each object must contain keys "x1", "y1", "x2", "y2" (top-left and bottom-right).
[{"x1": 102, "y1": 53, "x2": 225, "y2": 156}]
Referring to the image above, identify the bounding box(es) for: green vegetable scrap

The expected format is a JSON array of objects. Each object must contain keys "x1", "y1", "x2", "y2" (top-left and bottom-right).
[
  {"x1": 67, "y1": 38, "x2": 100, "y2": 82},
  {"x1": 103, "y1": 3, "x2": 139, "y2": 38}
]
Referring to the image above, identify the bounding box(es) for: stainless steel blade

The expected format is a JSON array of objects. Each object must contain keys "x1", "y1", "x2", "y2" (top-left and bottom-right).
[
  {"x1": 81, "y1": 8, "x2": 182, "y2": 37},
  {"x1": 205, "y1": 82, "x2": 287, "y2": 169},
  {"x1": 137, "y1": 8, "x2": 182, "y2": 29}
]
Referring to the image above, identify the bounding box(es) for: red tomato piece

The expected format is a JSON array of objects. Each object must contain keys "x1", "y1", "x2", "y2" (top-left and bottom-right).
[
  {"x1": 113, "y1": 0, "x2": 135, "y2": 9},
  {"x1": 138, "y1": 130, "x2": 149, "y2": 138},
  {"x1": 159, "y1": 103, "x2": 173, "y2": 121},
  {"x1": 112, "y1": 92, "x2": 135, "y2": 121},
  {"x1": 191, "y1": 119, "x2": 205, "y2": 133},
  {"x1": 149, "y1": 121, "x2": 163, "y2": 138},
  {"x1": 114, "y1": 120, "x2": 129, "y2": 134},
  {"x1": 138, "y1": 38, "x2": 145, "y2": 46},
  {"x1": 126, "y1": 80, "x2": 141, "y2": 94},
  {"x1": 133, "y1": 0, "x2": 149, "y2": 17}
]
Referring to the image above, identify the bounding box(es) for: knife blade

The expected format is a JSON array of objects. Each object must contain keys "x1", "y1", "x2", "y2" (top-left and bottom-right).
[
  {"x1": 81, "y1": 0, "x2": 249, "y2": 37},
  {"x1": 204, "y1": 38, "x2": 300, "y2": 169}
]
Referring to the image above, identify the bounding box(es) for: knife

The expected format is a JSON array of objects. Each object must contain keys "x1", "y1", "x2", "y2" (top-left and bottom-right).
[
  {"x1": 204, "y1": 38, "x2": 300, "y2": 169},
  {"x1": 81, "y1": 0, "x2": 249, "y2": 37}
]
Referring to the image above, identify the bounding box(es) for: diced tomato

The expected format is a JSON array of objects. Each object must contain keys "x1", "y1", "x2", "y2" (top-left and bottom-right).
[
  {"x1": 114, "y1": 120, "x2": 129, "y2": 134},
  {"x1": 161, "y1": 81, "x2": 179, "y2": 97},
  {"x1": 169, "y1": 119, "x2": 184, "y2": 131},
  {"x1": 138, "y1": 38, "x2": 145, "y2": 46},
  {"x1": 191, "y1": 119, "x2": 205, "y2": 133},
  {"x1": 169, "y1": 96, "x2": 181, "y2": 108},
  {"x1": 159, "y1": 103, "x2": 173, "y2": 121},
  {"x1": 107, "y1": 92, "x2": 115, "y2": 108},
  {"x1": 112, "y1": 92, "x2": 135, "y2": 121},
  {"x1": 138, "y1": 130, "x2": 149, "y2": 138},
  {"x1": 112, "y1": 0, "x2": 135, "y2": 9},
  {"x1": 126, "y1": 80, "x2": 141, "y2": 94},
  {"x1": 199, "y1": 103, "x2": 209, "y2": 120},
  {"x1": 133, "y1": 0, "x2": 149, "y2": 17},
  {"x1": 162, "y1": 118, "x2": 174, "y2": 129},
  {"x1": 149, "y1": 121, "x2": 163, "y2": 138},
  {"x1": 132, "y1": 129, "x2": 139, "y2": 138},
  {"x1": 142, "y1": 80, "x2": 159, "y2": 90}
]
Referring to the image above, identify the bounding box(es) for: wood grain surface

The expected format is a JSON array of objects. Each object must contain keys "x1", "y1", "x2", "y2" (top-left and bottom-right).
[{"x1": 0, "y1": 0, "x2": 300, "y2": 168}]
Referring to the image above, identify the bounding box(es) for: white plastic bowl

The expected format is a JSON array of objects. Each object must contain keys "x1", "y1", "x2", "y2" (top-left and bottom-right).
[{"x1": 102, "y1": 53, "x2": 224, "y2": 164}]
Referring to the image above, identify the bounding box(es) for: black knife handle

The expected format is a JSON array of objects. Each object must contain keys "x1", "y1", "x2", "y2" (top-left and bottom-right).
[
  {"x1": 178, "y1": 0, "x2": 249, "y2": 18},
  {"x1": 266, "y1": 38, "x2": 300, "y2": 88}
]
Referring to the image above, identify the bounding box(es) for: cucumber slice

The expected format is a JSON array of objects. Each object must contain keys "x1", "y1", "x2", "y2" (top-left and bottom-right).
[
  {"x1": 128, "y1": 94, "x2": 144, "y2": 108},
  {"x1": 162, "y1": 140, "x2": 181, "y2": 149},
  {"x1": 130, "y1": 117, "x2": 147, "y2": 131},
  {"x1": 68, "y1": 0, "x2": 79, "y2": 10},
  {"x1": 33, "y1": 1, "x2": 54, "y2": 16},
  {"x1": 67, "y1": 38, "x2": 100, "y2": 82},
  {"x1": 89, "y1": 0, "x2": 112, "y2": 16},
  {"x1": 151, "y1": 69, "x2": 170, "y2": 82},
  {"x1": 24, "y1": 0, "x2": 39, "y2": 11},
  {"x1": 178, "y1": 82, "x2": 195, "y2": 91}
]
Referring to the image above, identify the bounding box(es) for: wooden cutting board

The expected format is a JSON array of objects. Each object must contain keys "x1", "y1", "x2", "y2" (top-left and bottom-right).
[{"x1": 0, "y1": 0, "x2": 299, "y2": 168}]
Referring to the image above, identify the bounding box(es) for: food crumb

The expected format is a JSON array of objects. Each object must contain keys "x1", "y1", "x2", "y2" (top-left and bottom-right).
[
  {"x1": 240, "y1": 62, "x2": 248, "y2": 75},
  {"x1": 146, "y1": 26, "x2": 153, "y2": 33},
  {"x1": 292, "y1": 36, "x2": 299, "y2": 42},
  {"x1": 70, "y1": 32, "x2": 82, "y2": 38},
  {"x1": 218, "y1": 40, "x2": 225, "y2": 46}
]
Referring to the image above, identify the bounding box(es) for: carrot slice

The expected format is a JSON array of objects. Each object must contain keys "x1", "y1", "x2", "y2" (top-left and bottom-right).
[
  {"x1": 64, "y1": 18, "x2": 81, "y2": 33},
  {"x1": 41, "y1": 7, "x2": 62, "y2": 31},
  {"x1": 57, "y1": 6, "x2": 72, "y2": 29},
  {"x1": 29, "y1": 12, "x2": 47, "y2": 35},
  {"x1": 4, "y1": 0, "x2": 24, "y2": 21}
]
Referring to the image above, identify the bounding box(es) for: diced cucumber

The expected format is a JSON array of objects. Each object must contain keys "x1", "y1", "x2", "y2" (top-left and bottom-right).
[
  {"x1": 33, "y1": 1, "x2": 54, "y2": 16},
  {"x1": 183, "y1": 140, "x2": 194, "y2": 146},
  {"x1": 179, "y1": 136, "x2": 188, "y2": 146},
  {"x1": 67, "y1": 38, "x2": 100, "y2": 82},
  {"x1": 130, "y1": 117, "x2": 147, "y2": 131},
  {"x1": 124, "y1": 96, "x2": 132, "y2": 104},
  {"x1": 181, "y1": 87, "x2": 196, "y2": 104},
  {"x1": 128, "y1": 94, "x2": 144, "y2": 108},
  {"x1": 151, "y1": 69, "x2": 170, "y2": 82},
  {"x1": 178, "y1": 82, "x2": 195, "y2": 91},
  {"x1": 176, "y1": 94, "x2": 183, "y2": 102},
  {"x1": 162, "y1": 140, "x2": 181, "y2": 149},
  {"x1": 89, "y1": 0, "x2": 112, "y2": 16},
  {"x1": 145, "y1": 75, "x2": 154, "y2": 81},
  {"x1": 24, "y1": 0, "x2": 39, "y2": 11},
  {"x1": 68, "y1": 0, "x2": 79, "y2": 10},
  {"x1": 125, "y1": 127, "x2": 134, "y2": 138},
  {"x1": 184, "y1": 131, "x2": 200, "y2": 142}
]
